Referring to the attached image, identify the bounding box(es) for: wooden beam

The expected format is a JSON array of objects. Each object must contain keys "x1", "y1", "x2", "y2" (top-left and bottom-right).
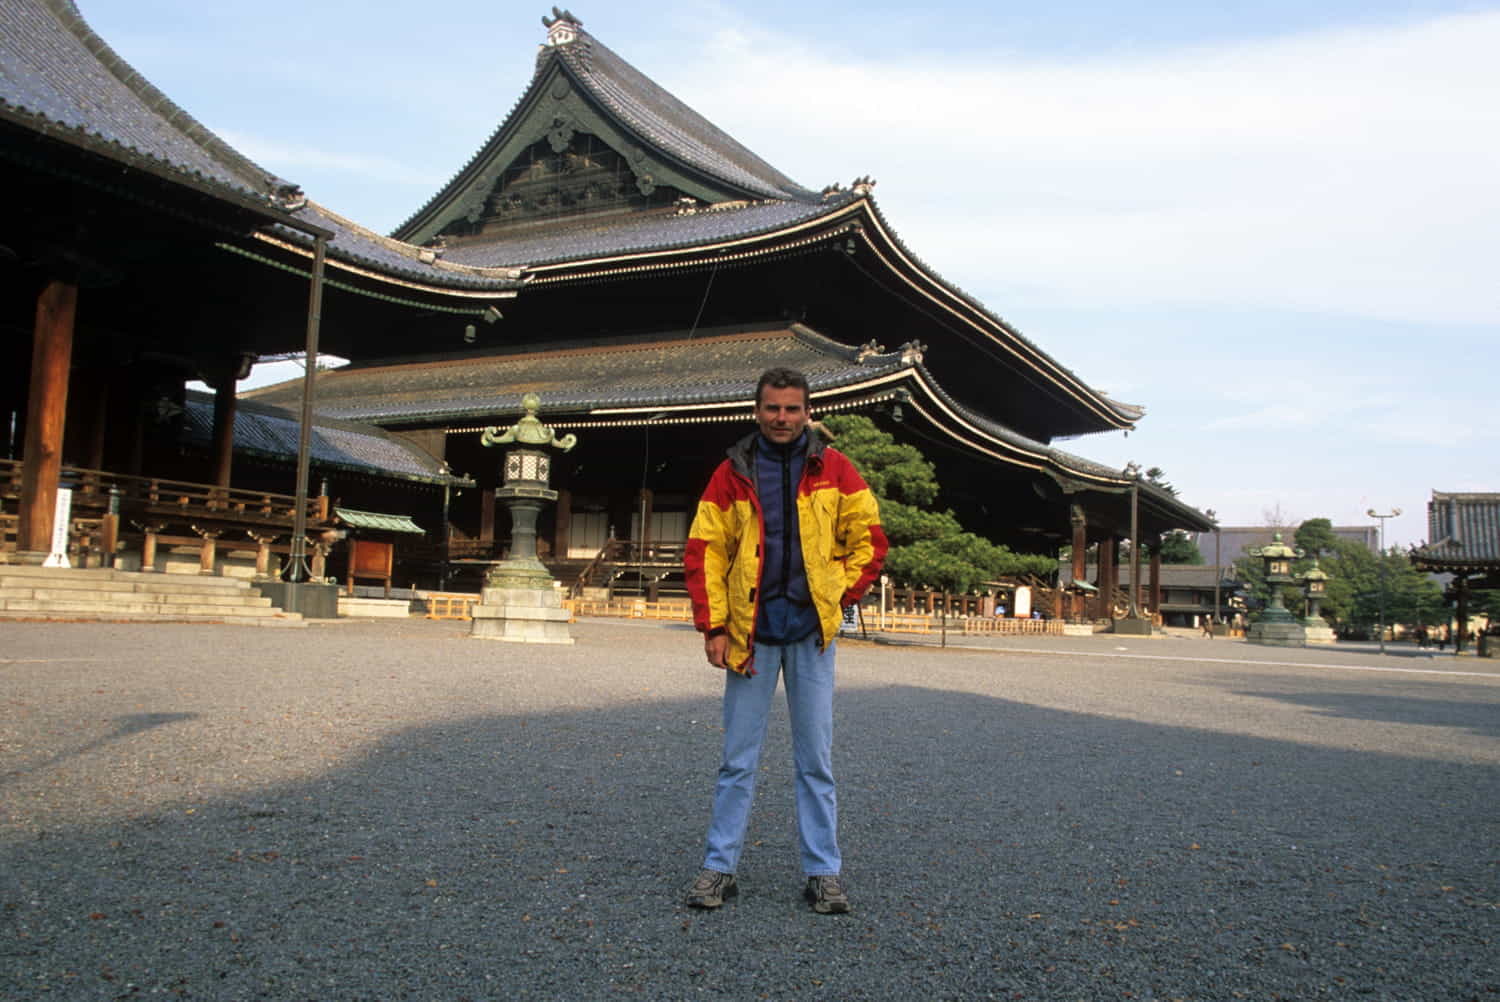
[{"x1": 17, "y1": 280, "x2": 77, "y2": 556}]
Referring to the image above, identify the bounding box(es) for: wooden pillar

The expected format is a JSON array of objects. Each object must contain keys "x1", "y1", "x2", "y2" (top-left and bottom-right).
[
  {"x1": 210, "y1": 379, "x2": 237, "y2": 488},
  {"x1": 85, "y1": 372, "x2": 109, "y2": 472},
  {"x1": 1456, "y1": 576, "x2": 1470, "y2": 654},
  {"x1": 194, "y1": 526, "x2": 222, "y2": 575},
  {"x1": 638, "y1": 487, "x2": 654, "y2": 556},
  {"x1": 1070, "y1": 506, "x2": 1087, "y2": 621},
  {"x1": 480, "y1": 488, "x2": 496, "y2": 548},
  {"x1": 1098, "y1": 538, "x2": 1116, "y2": 618},
  {"x1": 554, "y1": 487, "x2": 571, "y2": 558},
  {"x1": 18, "y1": 279, "x2": 77, "y2": 557},
  {"x1": 1148, "y1": 542, "x2": 1162, "y2": 620},
  {"x1": 248, "y1": 531, "x2": 278, "y2": 578}
]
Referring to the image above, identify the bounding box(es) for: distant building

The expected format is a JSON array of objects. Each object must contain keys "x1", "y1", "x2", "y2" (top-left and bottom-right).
[
  {"x1": 1060, "y1": 562, "x2": 1241, "y2": 628},
  {"x1": 1411, "y1": 491, "x2": 1500, "y2": 654},
  {"x1": 1190, "y1": 525, "x2": 1379, "y2": 565}
]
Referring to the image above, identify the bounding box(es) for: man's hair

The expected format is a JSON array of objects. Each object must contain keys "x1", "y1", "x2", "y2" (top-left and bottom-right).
[{"x1": 755, "y1": 367, "x2": 810, "y2": 407}]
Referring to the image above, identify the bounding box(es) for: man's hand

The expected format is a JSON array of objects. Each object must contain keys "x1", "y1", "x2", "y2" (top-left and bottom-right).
[{"x1": 704, "y1": 633, "x2": 729, "y2": 670}]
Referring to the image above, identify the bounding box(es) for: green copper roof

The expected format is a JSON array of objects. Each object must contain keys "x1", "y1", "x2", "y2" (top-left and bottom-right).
[{"x1": 334, "y1": 508, "x2": 425, "y2": 534}]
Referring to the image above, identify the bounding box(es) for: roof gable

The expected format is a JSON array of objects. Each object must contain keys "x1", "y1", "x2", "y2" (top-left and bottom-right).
[{"x1": 390, "y1": 12, "x2": 817, "y2": 246}]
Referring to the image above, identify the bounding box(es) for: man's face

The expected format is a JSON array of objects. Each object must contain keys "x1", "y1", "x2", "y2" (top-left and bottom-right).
[{"x1": 755, "y1": 384, "x2": 810, "y2": 445}]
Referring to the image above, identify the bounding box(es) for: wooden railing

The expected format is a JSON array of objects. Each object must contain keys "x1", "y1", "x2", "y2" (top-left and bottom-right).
[
  {"x1": 0, "y1": 459, "x2": 331, "y2": 573},
  {"x1": 569, "y1": 537, "x2": 689, "y2": 596}
]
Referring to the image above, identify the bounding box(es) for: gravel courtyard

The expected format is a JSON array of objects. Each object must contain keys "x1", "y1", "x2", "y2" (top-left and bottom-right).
[{"x1": 2, "y1": 618, "x2": 1497, "y2": 1000}]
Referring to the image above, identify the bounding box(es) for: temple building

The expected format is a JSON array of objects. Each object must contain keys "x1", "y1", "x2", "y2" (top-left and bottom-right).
[
  {"x1": 1412, "y1": 491, "x2": 1500, "y2": 654},
  {"x1": 2, "y1": 1, "x2": 1212, "y2": 607}
]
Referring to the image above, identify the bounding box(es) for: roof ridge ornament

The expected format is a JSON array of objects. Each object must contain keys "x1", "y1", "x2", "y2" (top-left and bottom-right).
[
  {"x1": 542, "y1": 7, "x2": 583, "y2": 46},
  {"x1": 272, "y1": 183, "x2": 307, "y2": 211},
  {"x1": 899, "y1": 340, "x2": 926, "y2": 364},
  {"x1": 850, "y1": 175, "x2": 876, "y2": 196},
  {"x1": 855, "y1": 340, "x2": 887, "y2": 362}
]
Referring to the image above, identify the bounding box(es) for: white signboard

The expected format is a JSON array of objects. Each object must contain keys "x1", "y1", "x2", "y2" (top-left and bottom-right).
[
  {"x1": 1013, "y1": 585, "x2": 1032, "y2": 619},
  {"x1": 43, "y1": 486, "x2": 72, "y2": 568}
]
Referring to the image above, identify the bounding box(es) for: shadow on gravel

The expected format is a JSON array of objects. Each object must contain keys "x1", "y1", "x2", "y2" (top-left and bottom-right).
[
  {"x1": 3, "y1": 683, "x2": 1497, "y2": 1000},
  {"x1": 1, "y1": 712, "x2": 198, "y2": 783},
  {"x1": 1226, "y1": 679, "x2": 1500, "y2": 738}
]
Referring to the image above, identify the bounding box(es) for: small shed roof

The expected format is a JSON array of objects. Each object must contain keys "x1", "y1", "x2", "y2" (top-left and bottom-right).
[{"x1": 335, "y1": 508, "x2": 425, "y2": 534}]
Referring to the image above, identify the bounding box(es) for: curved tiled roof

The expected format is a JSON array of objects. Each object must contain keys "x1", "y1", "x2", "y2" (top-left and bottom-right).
[
  {"x1": 390, "y1": 17, "x2": 821, "y2": 242},
  {"x1": 182, "y1": 391, "x2": 467, "y2": 486},
  {"x1": 854, "y1": 196, "x2": 1146, "y2": 426},
  {"x1": 0, "y1": 0, "x2": 294, "y2": 205},
  {"x1": 243, "y1": 327, "x2": 908, "y2": 425},
  {"x1": 550, "y1": 27, "x2": 819, "y2": 204},
  {"x1": 264, "y1": 202, "x2": 525, "y2": 294},
  {"x1": 439, "y1": 197, "x2": 852, "y2": 269}
]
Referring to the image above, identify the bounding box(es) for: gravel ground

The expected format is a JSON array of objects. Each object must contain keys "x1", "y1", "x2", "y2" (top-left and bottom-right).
[{"x1": 1, "y1": 618, "x2": 1497, "y2": 1001}]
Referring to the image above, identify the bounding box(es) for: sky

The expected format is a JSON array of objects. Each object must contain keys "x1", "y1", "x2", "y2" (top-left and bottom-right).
[{"x1": 77, "y1": 0, "x2": 1499, "y2": 549}]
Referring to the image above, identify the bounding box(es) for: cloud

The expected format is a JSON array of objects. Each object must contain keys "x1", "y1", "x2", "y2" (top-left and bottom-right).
[{"x1": 663, "y1": 11, "x2": 1500, "y2": 327}]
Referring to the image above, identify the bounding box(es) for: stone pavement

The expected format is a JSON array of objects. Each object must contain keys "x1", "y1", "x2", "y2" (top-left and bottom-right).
[{"x1": 2, "y1": 617, "x2": 1497, "y2": 1000}]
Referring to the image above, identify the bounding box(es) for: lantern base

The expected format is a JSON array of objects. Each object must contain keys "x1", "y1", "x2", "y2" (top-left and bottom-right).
[
  {"x1": 485, "y1": 556, "x2": 553, "y2": 591},
  {"x1": 1246, "y1": 620, "x2": 1307, "y2": 647},
  {"x1": 1302, "y1": 620, "x2": 1337, "y2": 645},
  {"x1": 469, "y1": 581, "x2": 574, "y2": 645}
]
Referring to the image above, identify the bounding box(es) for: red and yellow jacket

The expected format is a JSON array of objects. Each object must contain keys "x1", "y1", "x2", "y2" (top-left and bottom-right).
[{"x1": 684, "y1": 431, "x2": 887, "y2": 675}]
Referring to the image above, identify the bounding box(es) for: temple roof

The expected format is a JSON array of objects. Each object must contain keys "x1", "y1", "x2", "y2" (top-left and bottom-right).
[
  {"x1": 539, "y1": 14, "x2": 819, "y2": 204},
  {"x1": 391, "y1": 11, "x2": 817, "y2": 244},
  {"x1": 182, "y1": 391, "x2": 470, "y2": 487},
  {"x1": 243, "y1": 326, "x2": 912, "y2": 425},
  {"x1": 260, "y1": 202, "x2": 525, "y2": 294},
  {"x1": 0, "y1": 0, "x2": 294, "y2": 205},
  {"x1": 437, "y1": 197, "x2": 854, "y2": 270},
  {"x1": 1413, "y1": 492, "x2": 1500, "y2": 571},
  {"x1": 0, "y1": 0, "x2": 519, "y2": 298}
]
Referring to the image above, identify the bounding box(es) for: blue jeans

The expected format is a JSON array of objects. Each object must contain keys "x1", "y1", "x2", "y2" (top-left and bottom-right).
[{"x1": 702, "y1": 634, "x2": 840, "y2": 876}]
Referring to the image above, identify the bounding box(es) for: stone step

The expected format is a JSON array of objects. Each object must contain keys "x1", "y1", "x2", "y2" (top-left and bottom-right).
[
  {"x1": 0, "y1": 567, "x2": 255, "y2": 592},
  {"x1": 0, "y1": 596, "x2": 283, "y2": 616},
  {"x1": 0, "y1": 606, "x2": 305, "y2": 627},
  {"x1": 0, "y1": 586, "x2": 272, "y2": 608},
  {"x1": 0, "y1": 566, "x2": 303, "y2": 625}
]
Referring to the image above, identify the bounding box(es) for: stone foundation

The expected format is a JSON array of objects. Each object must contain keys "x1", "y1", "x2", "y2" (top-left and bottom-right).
[
  {"x1": 1247, "y1": 620, "x2": 1307, "y2": 647},
  {"x1": 469, "y1": 585, "x2": 574, "y2": 644}
]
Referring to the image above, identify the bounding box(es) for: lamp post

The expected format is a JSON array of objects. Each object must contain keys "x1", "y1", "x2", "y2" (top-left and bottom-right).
[
  {"x1": 1115, "y1": 462, "x2": 1150, "y2": 634},
  {"x1": 1366, "y1": 507, "x2": 1401, "y2": 653},
  {"x1": 1204, "y1": 508, "x2": 1220, "y2": 634},
  {"x1": 1128, "y1": 466, "x2": 1141, "y2": 619}
]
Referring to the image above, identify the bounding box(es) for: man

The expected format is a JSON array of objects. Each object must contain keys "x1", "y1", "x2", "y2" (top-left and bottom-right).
[{"x1": 682, "y1": 367, "x2": 887, "y2": 914}]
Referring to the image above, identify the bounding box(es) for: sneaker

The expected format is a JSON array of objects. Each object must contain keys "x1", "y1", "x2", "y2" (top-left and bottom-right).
[
  {"x1": 685, "y1": 869, "x2": 737, "y2": 908},
  {"x1": 804, "y1": 874, "x2": 850, "y2": 914}
]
